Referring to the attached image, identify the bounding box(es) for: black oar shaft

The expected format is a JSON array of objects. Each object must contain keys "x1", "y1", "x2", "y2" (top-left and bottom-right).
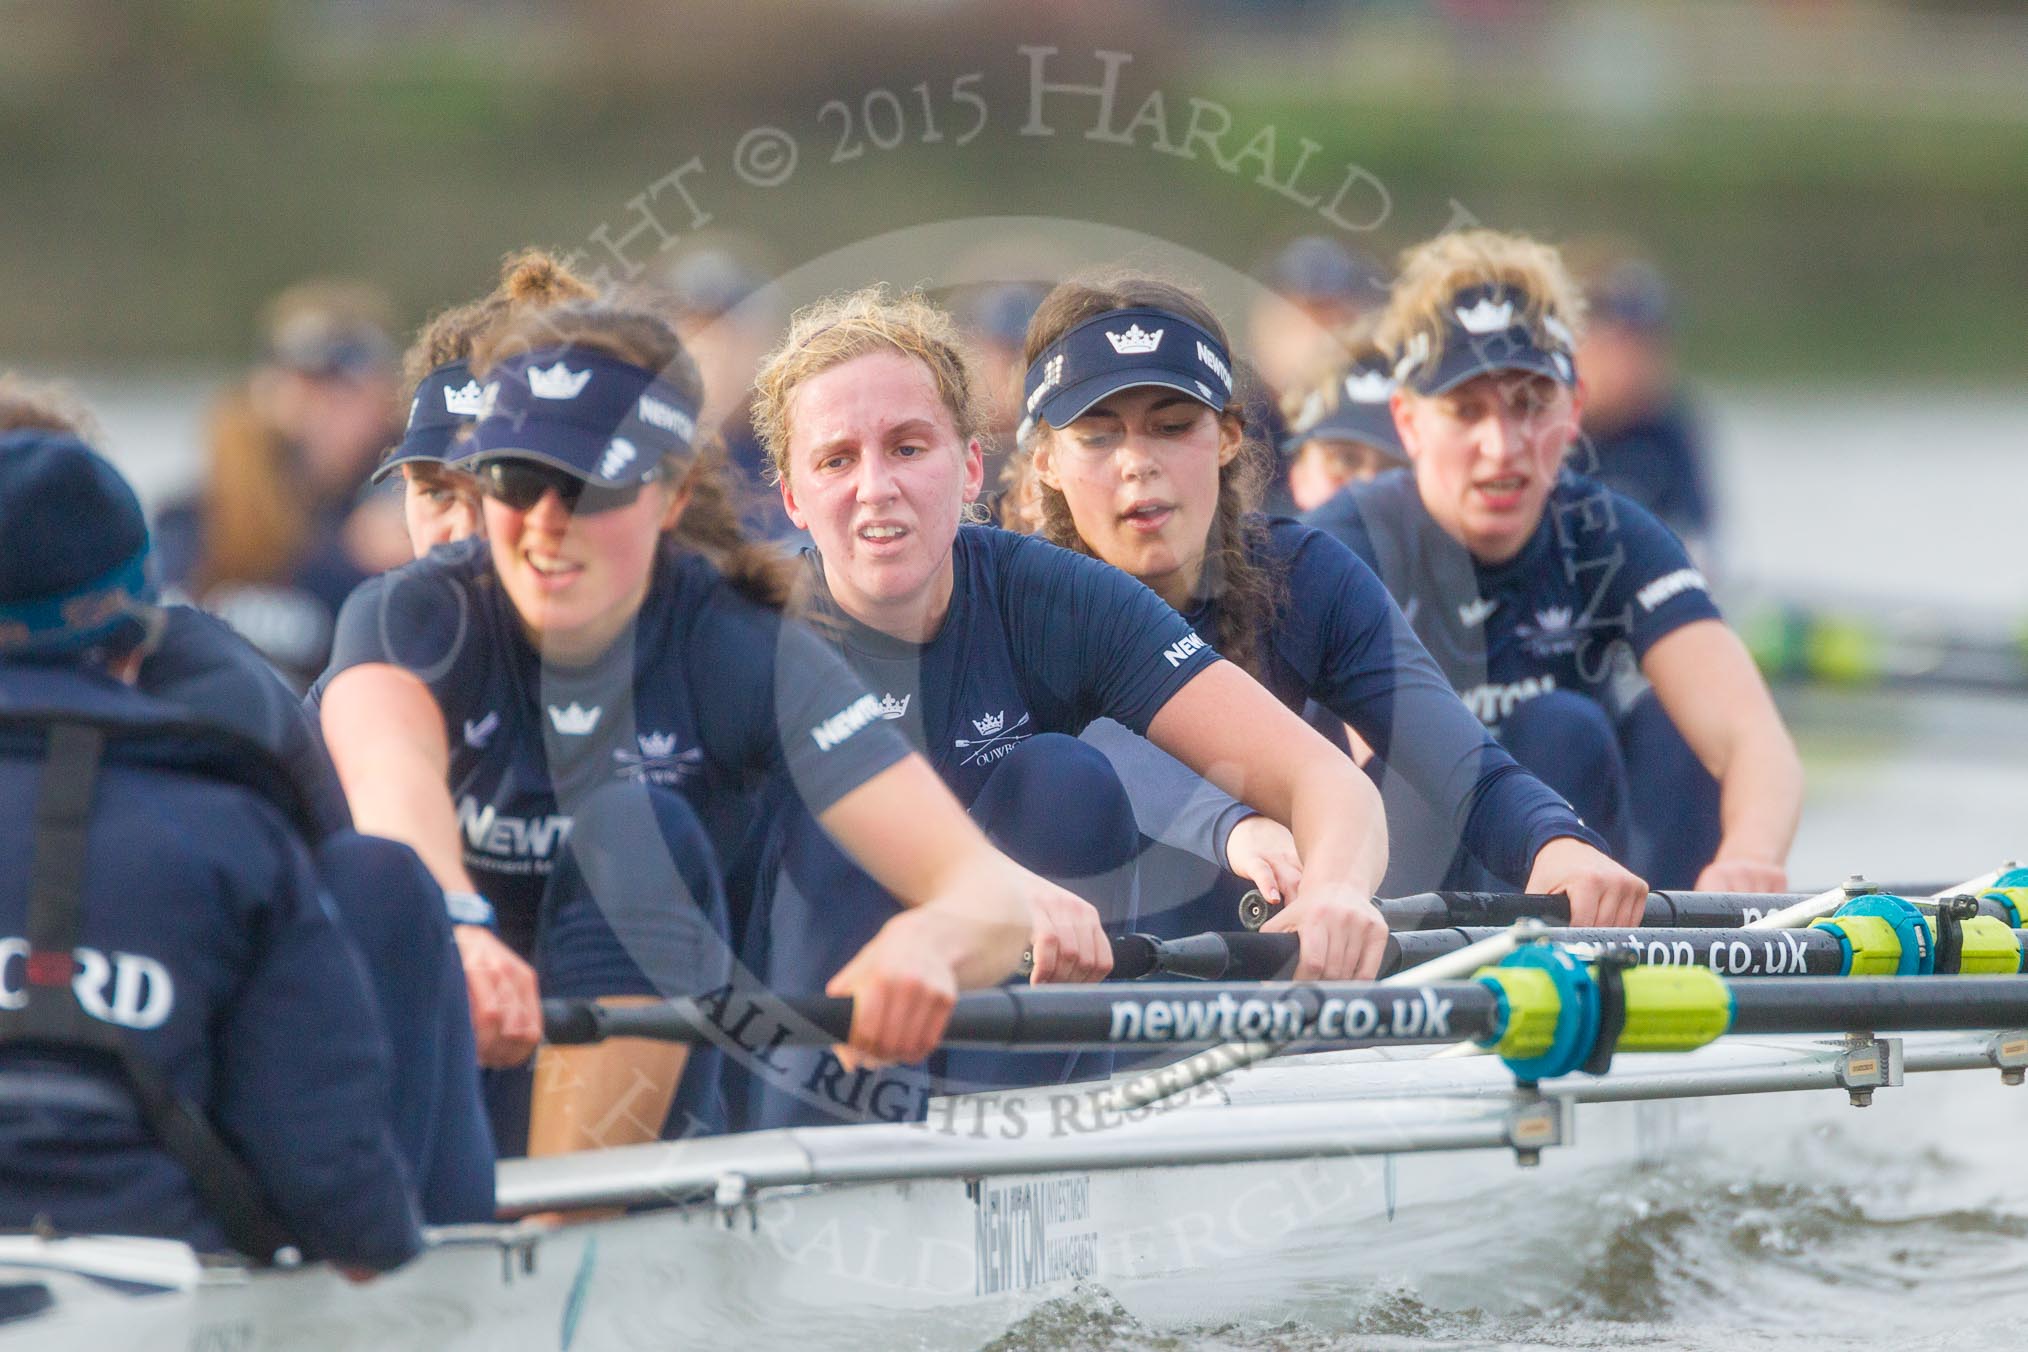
[
  {"x1": 1141, "y1": 927, "x2": 1852, "y2": 982},
  {"x1": 1728, "y1": 978, "x2": 2028, "y2": 1032},
  {"x1": 547, "y1": 975, "x2": 2028, "y2": 1053},
  {"x1": 1376, "y1": 891, "x2": 1803, "y2": 930},
  {"x1": 1389, "y1": 926, "x2": 1850, "y2": 977},
  {"x1": 545, "y1": 983, "x2": 1505, "y2": 1050},
  {"x1": 1369, "y1": 890, "x2": 2014, "y2": 931}
]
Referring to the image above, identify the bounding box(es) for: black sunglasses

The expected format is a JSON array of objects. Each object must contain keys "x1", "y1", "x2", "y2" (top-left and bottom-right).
[{"x1": 477, "y1": 459, "x2": 661, "y2": 514}]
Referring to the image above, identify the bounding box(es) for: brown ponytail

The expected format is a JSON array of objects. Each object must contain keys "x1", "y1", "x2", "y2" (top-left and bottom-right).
[{"x1": 400, "y1": 248, "x2": 599, "y2": 393}]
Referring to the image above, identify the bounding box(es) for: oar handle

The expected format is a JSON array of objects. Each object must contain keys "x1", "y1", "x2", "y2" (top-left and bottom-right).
[
  {"x1": 1015, "y1": 934, "x2": 1161, "y2": 980},
  {"x1": 1146, "y1": 931, "x2": 1305, "y2": 981},
  {"x1": 543, "y1": 995, "x2": 855, "y2": 1046},
  {"x1": 1243, "y1": 889, "x2": 1579, "y2": 931}
]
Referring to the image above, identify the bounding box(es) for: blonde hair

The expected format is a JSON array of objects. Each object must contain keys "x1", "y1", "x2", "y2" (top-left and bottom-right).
[
  {"x1": 751, "y1": 286, "x2": 992, "y2": 486},
  {"x1": 0, "y1": 373, "x2": 98, "y2": 441},
  {"x1": 195, "y1": 387, "x2": 304, "y2": 589},
  {"x1": 1378, "y1": 229, "x2": 1587, "y2": 380}
]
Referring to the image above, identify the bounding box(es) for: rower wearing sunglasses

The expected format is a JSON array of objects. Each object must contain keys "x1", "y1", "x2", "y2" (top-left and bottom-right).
[
  {"x1": 314, "y1": 297, "x2": 1051, "y2": 1157},
  {"x1": 369, "y1": 249, "x2": 596, "y2": 559}
]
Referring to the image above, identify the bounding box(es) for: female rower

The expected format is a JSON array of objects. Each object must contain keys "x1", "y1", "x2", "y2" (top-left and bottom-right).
[
  {"x1": 1305, "y1": 229, "x2": 1800, "y2": 891},
  {"x1": 1022, "y1": 271, "x2": 1648, "y2": 926},
  {"x1": 1280, "y1": 320, "x2": 1410, "y2": 512},
  {"x1": 370, "y1": 251, "x2": 597, "y2": 557},
  {"x1": 751, "y1": 288, "x2": 1390, "y2": 1095},
  {"x1": 315, "y1": 296, "x2": 1060, "y2": 1155}
]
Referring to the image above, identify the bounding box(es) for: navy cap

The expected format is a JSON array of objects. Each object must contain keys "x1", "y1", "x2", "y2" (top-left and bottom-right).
[
  {"x1": 1588, "y1": 259, "x2": 1672, "y2": 334},
  {"x1": 464, "y1": 346, "x2": 701, "y2": 487},
  {"x1": 963, "y1": 283, "x2": 1049, "y2": 350},
  {"x1": 0, "y1": 430, "x2": 157, "y2": 660},
  {"x1": 264, "y1": 314, "x2": 396, "y2": 381},
  {"x1": 1265, "y1": 236, "x2": 1387, "y2": 303},
  {"x1": 1282, "y1": 355, "x2": 1406, "y2": 462},
  {"x1": 1394, "y1": 284, "x2": 1577, "y2": 397},
  {"x1": 667, "y1": 249, "x2": 764, "y2": 319},
  {"x1": 371, "y1": 359, "x2": 487, "y2": 484},
  {"x1": 1021, "y1": 307, "x2": 1235, "y2": 439}
]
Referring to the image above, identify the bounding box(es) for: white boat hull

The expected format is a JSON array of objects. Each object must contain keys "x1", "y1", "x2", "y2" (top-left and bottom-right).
[{"x1": 4, "y1": 1033, "x2": 2022, "y2": 1350}]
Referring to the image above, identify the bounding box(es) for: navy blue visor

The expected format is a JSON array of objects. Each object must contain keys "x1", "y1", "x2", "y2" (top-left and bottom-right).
[
  {"x1": 371, "y1": 359, "x2": 487, "y2": 484},
  {"x1": 1394, "y1": 285, "x2": 1577, "y2": 397},
  {"x1": 1281, "y1": 355, "x2": 1406, "y2": 462},
  {"x1": 1021, "y1": 307, "x2": 1235, "y2": 437},
  {"x1": 464, "y1": 346, "x2": 701, "y2": 488}
]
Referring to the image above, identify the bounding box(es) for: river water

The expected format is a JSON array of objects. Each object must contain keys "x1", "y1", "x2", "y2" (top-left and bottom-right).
[{"x1": 27, "y1": 375, "x2": 2028, "y2": 1349}]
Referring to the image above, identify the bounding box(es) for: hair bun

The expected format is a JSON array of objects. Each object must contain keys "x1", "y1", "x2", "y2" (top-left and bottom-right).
[{"x1": 499, "y1": 249, "x2": 594, "y2": 305}]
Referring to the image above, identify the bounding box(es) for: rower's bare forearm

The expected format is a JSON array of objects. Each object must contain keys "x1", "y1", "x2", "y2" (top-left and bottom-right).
[
  {"x1": 817, "y1": 756, "x2": 1031, "y2": 986},
  {"x1": 348, "y1": 753, "x2": 478, "y2": 893},
  {"x1": 1715, "y1": 726, "x2": 1805, "y2": 866},
  {"x1": 1289, "y1": 759, "x2": 1389, "y2": 897},
  {"x1": 818, "y1": 756, "x2": 997, "y2": 908}
]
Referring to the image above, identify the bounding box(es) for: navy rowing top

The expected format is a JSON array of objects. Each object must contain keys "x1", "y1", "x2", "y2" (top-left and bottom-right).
[
  {"x1": 800, "y1": 525, "x2": 1221, "y2": 805},
  {"x1": 1576, "y1": 396, "x2": 1715, "y2": 549},
  {"x1": 312, "y1": 538, "x2": 910, "y2": 955},
  {"x1": 1188, "y1": 515, "x2": 1600, "y2": 884},
  {"x1": 1306, "y1": 468, "x2": 1721, "y2": 730}
]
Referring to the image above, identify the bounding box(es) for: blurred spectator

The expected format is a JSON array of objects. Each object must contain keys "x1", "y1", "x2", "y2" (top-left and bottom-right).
[
  {"x1": 1249, "y1": 236, "x2": 1389, "y2": 401},
  {"x1": 1279, "y1": 317, "x2": 1409, "y2": 512},
  {"x1": 995, "y1": 445, "x2": 1044, "y2": 535},
  {"x1": 957, "y1": 280, "x2": 1050, "y2": 494},
  {"x1": 153, "y1": 281, "x2": 408, "y2": 688},
  {"x1": 654, "y1": 245, "x2": 792, "y2": 538},
  {"x1": 1570, "y1": 243, "x2": 1718, "y2": 563},
  {"x1": 1248, "y1": 236, "x2": 1390, "y2": 515}
]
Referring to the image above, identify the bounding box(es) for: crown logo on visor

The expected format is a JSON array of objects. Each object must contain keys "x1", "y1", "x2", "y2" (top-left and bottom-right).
[
  {"x1": 972, "y1": 710, "x2": 1005, "y2": 736},
  {"x1": 638, "y1": 731, "x2": 679, "y2": 758},
  {"x1": 1105, "y1": 324, "x2": 1164, "y2": 355},
  {"x1": 1455, "y1": 297, "x2": 1516, "y2": 335},
  {"x1": 547, "y1": 702, "x2": 602, "y2": 735},
  {"x1": 442, "y1": 380, "x2": 489, "y2": 417},
  {"x1": 528, "y1": 361, "x2": 593, "y2": 400},
  {"x1": 877, "y1": 692, "x2": 911, "y2": 720},
  {"x1": 1344, "y1": 369, "x2": 1395, "y2": 403}
]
